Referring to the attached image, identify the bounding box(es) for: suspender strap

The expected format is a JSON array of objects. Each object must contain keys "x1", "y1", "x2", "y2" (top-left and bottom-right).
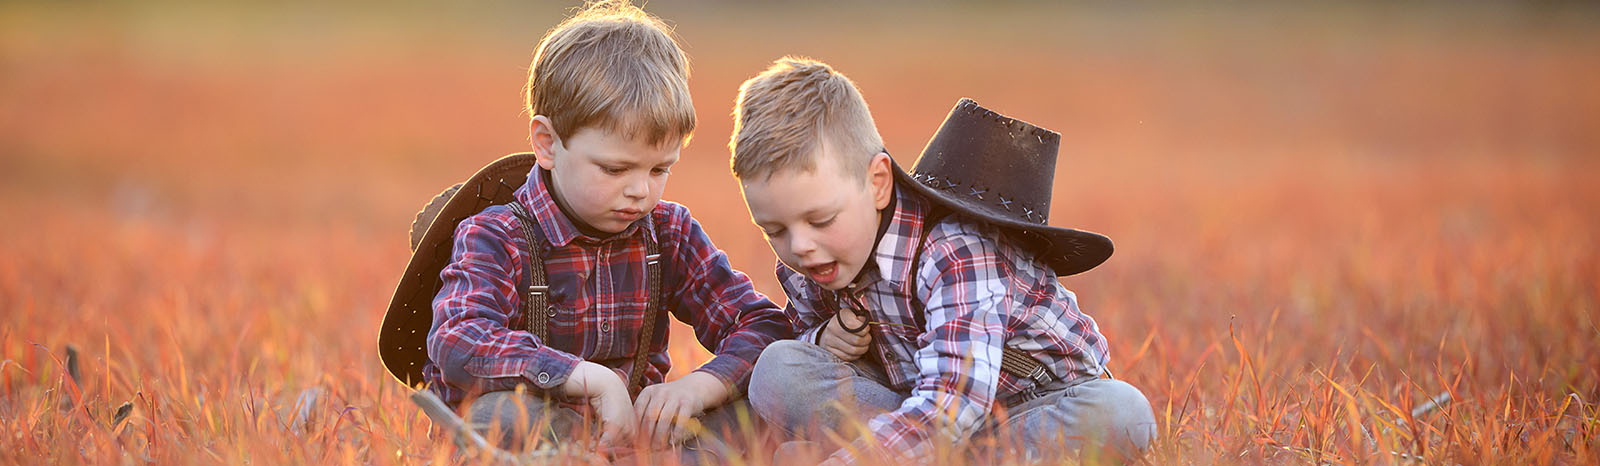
[
  {"x1": 506, "y1": 201, "x2": 661, "y2": 396},
  {"x1": 1000, "y1": 345, "x2": 1053, "y2": 383},
  {"x1": 910, "y1": 209, "x2": 1054, "y2": 384},
  {"x1": 631, "y1": 236, "x2": 663, "y2": 397},
  {"x1": 506, "y1": 202, "x2": 551, "y2": 341}
]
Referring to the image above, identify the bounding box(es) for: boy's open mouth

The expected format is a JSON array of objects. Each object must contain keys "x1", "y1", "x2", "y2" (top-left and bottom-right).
[{"x1": 805, "y1": 262, "x2": 838, "y2": 283}]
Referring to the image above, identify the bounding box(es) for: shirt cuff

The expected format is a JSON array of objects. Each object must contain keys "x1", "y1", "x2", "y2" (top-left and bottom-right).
[
  {"x1": 798, "y1": 322, "x2": 826, "y2": 347},
  {"x1": 523, "y1": 346, "x2": 583, "y2": 389},
  {"x1": 693, "y1": 353, "x2": 750, "y2": 392}
]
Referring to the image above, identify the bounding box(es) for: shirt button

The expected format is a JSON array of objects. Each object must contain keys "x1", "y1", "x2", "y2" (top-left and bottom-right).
[
  {"x1": 547, "y1": 304, "x2": 558, "y2": 318},
  {"x1": 600, "y1": 322, "x2": 611, "y2": 332},
  {"x1": 536, "y1": 372, "x2": 551, "y2": 385}
]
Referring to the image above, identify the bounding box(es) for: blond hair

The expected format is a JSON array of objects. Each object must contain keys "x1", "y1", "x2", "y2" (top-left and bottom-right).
[
  {"x1": 730, "y1": 57, "x2": 884, "y2": 181},
  {"x1": 525, "y1": 0, "x2": 694, "y2": 147}
]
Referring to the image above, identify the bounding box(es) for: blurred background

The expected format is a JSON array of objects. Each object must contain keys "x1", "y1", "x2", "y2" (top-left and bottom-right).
[{"x1": 2, "y1": 1, "x2": 1596, "y2": 463}]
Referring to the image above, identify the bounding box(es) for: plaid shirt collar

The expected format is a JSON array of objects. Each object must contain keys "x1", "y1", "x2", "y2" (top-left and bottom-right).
[
  {"x1": 846, "y1": 182, "x2": 929, "y2": 293},
  {"x1": 516, "y1": 164, "x2": 655, "y2": 248}
]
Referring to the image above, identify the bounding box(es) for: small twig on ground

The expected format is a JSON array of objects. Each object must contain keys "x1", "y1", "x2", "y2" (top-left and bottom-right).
[
  {"x1": 408, "y1": 390, "x2": 607, "y2": 465},
  {"x1": 1411, "y1": 391, "x2": 1452, "y2": 419}
]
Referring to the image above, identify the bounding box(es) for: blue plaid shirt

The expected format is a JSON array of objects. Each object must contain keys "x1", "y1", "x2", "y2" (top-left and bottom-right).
[{"x1": 777, "y1": 183, "x2": 1111, "y2": 464}]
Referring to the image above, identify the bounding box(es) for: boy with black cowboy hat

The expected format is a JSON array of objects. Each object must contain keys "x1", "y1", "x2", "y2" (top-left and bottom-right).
[
  {"x1": 730, "y1": 57, "x2": 1156, "y2": 463},
  {"x1": 377, "y1": 1, "x2": 791, "y2": 461}
]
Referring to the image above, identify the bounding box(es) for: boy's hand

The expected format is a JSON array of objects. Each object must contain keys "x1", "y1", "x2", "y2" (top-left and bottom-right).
[
  {"x1": 633, "y1": 371, "x2": 730, "y2": 449},
  {"x1": 819, "y1": 310, "x2": 871, "y2": 361},
  {"x1": 560, "y1": 361, "x2": 635, "y2": 447}
]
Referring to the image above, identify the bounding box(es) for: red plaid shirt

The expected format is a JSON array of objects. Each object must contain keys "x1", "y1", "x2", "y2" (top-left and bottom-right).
[
  {"x1": 424, "y1": 165, "x2": 792, "y2": 407},
  {"x1": 778, "y1": 184, "x2": 1111, "y2": 464}
]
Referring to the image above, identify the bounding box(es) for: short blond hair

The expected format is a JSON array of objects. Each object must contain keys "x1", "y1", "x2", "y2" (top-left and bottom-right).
[
  {"x1": 730, "y1": 57, "x2": 884, "y2": 181},
  {"x1": 525, "y1": 0, "x2": 694, "y2": 147}
]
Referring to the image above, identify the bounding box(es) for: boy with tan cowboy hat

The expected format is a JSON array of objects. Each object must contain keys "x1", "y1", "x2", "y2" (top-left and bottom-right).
[
  {"x1": 730, "y1": 57, "x2": 1157, "y2": 463},
  {"x1": 377, "y1": 1, "x2": 791, "y2": 461}
]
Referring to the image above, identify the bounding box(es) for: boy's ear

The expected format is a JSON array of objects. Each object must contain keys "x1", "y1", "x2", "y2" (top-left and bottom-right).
[
  {"x1": 869, "y1": 151, "x2": 894, "y2": 210},
  {"x1": 529, "y1": 116, "x2": 561, "y2": 170}
]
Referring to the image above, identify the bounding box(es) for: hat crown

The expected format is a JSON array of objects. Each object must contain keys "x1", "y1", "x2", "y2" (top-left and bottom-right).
[
  {"x1": 897, "y1": 98, "x2": 1112, "y2": 277},
  {"x1": 911, "y1": 98, "x2": 1060, "y2": 225}
]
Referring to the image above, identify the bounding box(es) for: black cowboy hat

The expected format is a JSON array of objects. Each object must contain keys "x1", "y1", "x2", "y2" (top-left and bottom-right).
[
  {"x1": 894, "y1": 98, "x2": 1113, "y2": 276},
  {"x1": 379, "y1": 153, "x2": 539, "y2": 386}
]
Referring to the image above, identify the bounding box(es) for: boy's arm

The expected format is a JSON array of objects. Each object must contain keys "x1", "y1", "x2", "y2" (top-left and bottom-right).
[
  {"x1": 660, "y1": 208, "x2": 796, "y2": 395},
  {"x1": 428, "y1": 214, "x2": 586, "y2": 394},
  {"x1": 824, "y1": 231, "x2": 1012, "y2": 465}
]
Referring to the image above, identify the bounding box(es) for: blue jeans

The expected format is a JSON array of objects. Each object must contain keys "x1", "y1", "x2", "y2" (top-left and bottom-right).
[
  {"x1": 748, "y1": 340, "x2": 1156, "y2": 461},
  {"x1": 464, "y1": 390, "x2": 768, "y2": 465}
]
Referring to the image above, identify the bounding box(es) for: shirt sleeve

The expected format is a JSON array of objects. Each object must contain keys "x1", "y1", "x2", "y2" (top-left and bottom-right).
[
  {"x1": 660, "y1": 208, "x2": 794, "y2": 392},
  {"x1": 826, "y1": 230, "x2": 1012, "y2": 464},
  {"x1": 777, "y1": 265, "x2": 830, "y2": 346},
  {"x1": 427, "y1": 213, "x2": 583, "y2": 394}
]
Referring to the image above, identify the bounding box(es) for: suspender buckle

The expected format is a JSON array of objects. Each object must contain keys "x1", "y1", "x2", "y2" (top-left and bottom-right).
[{"x1": 1028, "y1": 364, "x2": 1052, "y2": 384}]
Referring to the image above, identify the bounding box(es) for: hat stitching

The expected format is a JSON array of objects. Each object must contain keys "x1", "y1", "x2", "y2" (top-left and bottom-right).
[
  {"x1": 955, "y1": 98, "x2": 1059, "y2": 143},
  {"x1": 490, "y1": 178, "x2": 515, "y2": 199},
  {"x1": 916, "y1": 171, "x2": 1050, "y2": 226}
]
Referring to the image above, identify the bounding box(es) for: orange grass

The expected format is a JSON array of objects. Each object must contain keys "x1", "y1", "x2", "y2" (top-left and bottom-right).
[{"x1": 2, "y1": 2, "x2": 1597, "y2": 464}]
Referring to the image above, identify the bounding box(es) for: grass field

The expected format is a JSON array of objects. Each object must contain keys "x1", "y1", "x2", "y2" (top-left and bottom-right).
[{"x1": 2, "y1": 2, "x2": 1597, "y2": 464}]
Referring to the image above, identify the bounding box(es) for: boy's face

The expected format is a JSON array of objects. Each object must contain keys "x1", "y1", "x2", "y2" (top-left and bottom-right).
[
  {"x1": 531, "y1": 116, "x2": 681, "y2": 234},
  {"x1": 742, "y1": 148, "x2": 893, "y2": 290}
]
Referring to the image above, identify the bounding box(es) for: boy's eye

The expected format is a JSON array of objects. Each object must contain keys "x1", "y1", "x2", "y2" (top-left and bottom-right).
[
  {"x1": 809, "y1": 216, "x2": 836, "y2": 228},
  {"x1": 763, "y1": 227, "x2": 786, "y2": 238},
  {"x1": 601, "y1": 166, "x2": 627, "y2": 175},
  {"x1": 651, "y1": 167, "x2": 670, "y2": 176}
]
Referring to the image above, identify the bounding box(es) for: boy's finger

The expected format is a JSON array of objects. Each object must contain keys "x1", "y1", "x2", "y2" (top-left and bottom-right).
[
  {"x1": 645, "y1": 396, "x2": 671, "y2": 444},
  {"x1": 631, "y1": 387, "x2": 648, "y2": 411},
  {"x1": 598, "y1": 425, "x2": 620, "y2": 448},
  {"x1": 669, "y1": 404, "x2": 696, "y2": 444},
  {"x1": 825, "y1": 334, "x2": 851, "y2": 352},
  {"x1": 822, "y1": 338, "x2": 852, "y2": 359},
  {"x1": 630, "y1": 393, "x2": 653, "y2": 438},
  {"x1": 837, "y1": 310, "x2": 866, "y2": 328},
  {"x1": 652, "y1": 399, "x2": 680, "y2": 448}
]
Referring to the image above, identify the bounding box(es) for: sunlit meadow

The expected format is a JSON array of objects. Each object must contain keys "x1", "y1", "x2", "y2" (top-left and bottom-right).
[{"x1": 2, "y1": 2, "x2": 1596, "y2": 464}]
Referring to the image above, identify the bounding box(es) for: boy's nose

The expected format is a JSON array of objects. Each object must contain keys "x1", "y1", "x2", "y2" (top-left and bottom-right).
[
  {"x1": 789, "y1": 234, "x2": 818, "y2": 257},
  {"x1": 622, "y1": 175, "x2": 649, "y2": 199}
]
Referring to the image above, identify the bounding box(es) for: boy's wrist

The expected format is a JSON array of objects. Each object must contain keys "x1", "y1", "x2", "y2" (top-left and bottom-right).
[
  {"x1": 562, "y1": 361, "x2": 626, "y2": 399},
  {"x1": 681, "y1": 370, "x2": 732, "y2": 408},
  {"x1": 801, "y1": 319, "x2": 828, "y2": 346}
]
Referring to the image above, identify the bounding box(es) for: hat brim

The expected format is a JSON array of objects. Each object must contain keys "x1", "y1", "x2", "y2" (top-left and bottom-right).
[
  {"x1": 378, "y1": 153, "x2": 540, "y2": 386},
  {"x1": 893, "y1": 167, "x2": 1113, "y2": 276}
]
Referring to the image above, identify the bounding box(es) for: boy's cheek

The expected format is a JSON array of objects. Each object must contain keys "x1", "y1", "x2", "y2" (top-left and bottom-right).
[{"x1": 769, "y1": 246, "x2": 800, "y2": 271}]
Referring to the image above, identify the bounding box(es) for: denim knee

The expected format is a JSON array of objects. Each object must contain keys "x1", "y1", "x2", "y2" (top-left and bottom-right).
[
  {"x1": 464, "y1": 391, "x2": 578, "y2": 450},
  {"x1": 748, "y1": 340, "x2": 825, "y2": 428},
  {"x1": 1077, "y1": 379, "x2": 1157, "y2": 455}
]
